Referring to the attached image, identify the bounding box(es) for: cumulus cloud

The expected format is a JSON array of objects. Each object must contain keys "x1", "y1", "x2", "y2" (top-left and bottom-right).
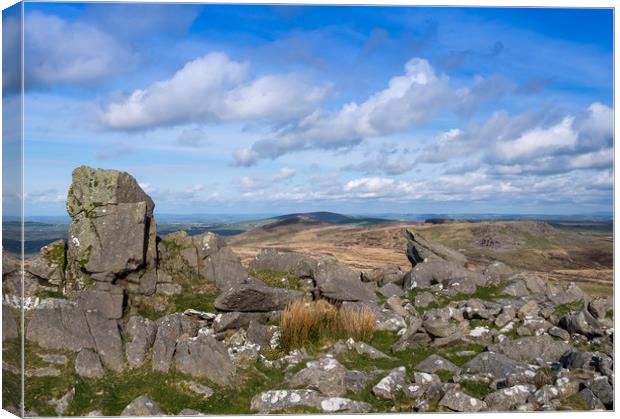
[
  {"x1": 419, "y1": 102, "x2": 613, "y2": 177},
  {"x1": 24, "y1": 11, "x2": 135, "y2": 88},
  {"x1": 99, "y1": 52, "x2": 329, "y2": 130},
  {"x1": 234, "y1": 57, "x2": 512, "y2": 166}
]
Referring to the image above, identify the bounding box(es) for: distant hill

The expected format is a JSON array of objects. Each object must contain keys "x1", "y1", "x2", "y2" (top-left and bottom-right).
[{"x1": 272, "y1": 211, "x2": 391, "y2": 225}]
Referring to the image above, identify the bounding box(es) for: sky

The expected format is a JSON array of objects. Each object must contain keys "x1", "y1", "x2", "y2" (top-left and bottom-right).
[{"x1": 3, "y1": 3, "x2": 614, "y2": 216}]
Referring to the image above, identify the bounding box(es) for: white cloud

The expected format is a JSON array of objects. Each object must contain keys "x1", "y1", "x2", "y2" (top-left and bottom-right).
[
  {"x1": 419, "y1": 102, "x2": 613, "y2": 178},
  {"x1": 24, "y1": 11, "x2": 135, "y2": 87},
  {"x1": 233, "y1": 57, "x2": 512, "y2": 166},
  {"x1": 494, "y1": 116, "x2": 577, "y2": 163},
  {"x1": 99, "y1": 52, "x2": 329, "y2": 130}
]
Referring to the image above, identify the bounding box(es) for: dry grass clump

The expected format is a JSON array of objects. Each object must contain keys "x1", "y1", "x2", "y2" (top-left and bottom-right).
[{"x1": 280, "y1": 299, "x2": 376, "y2": 351}]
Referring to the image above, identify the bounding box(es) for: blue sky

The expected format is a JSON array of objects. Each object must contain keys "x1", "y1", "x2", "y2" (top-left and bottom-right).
[{"x1": 4, "y1": 3, "x2": 614, "y2": 216}]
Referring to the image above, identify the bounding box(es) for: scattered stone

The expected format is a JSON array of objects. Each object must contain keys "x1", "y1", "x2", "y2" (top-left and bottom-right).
[
  {"x1": 178, "y1": 381, "x2": 214, "y2": 399},
  {"x1": 50, "y1": 388, "x2": 75, "y2": 416},
  {"x1": 177, "y1": 408, "x2": 205, "y2": 415},
  {"x1": 589, "y1": 376, "x2": 613, "y2": 409},
  {"x1": 372, "y1": 367, "x2": 406, "y2": 400},
  {"x1": 463, "y1": 352, "x2": 528, "y2": 379},
  {"x1": 288, "y1": 356, "x2": 348, "y2": 397},
  {"x1": 558, "y1": 310, "x2": 604, "y2": 338},
  {"x1": 503, "y1": 280, "x2": 529, "y2": 297},
  {"x1": 414, "y1": 291, "x2": 436, "y2": 309},
  {"x1": 518, "y1": 301, "x2": 540, "y2": 318},
  {"x1": 587, "y1": 298, "x2": 610, "y2": 319},
  {"x1": 25, "y1": 367, "x2": 61, "y2": 377},
  {"x1": 75, "y1": 348, "x2": 105, "y2": 379},
  {"x1": 174, "y1": 335, "x2": 237, "y2": 386},
  {"x1": 121, "y1": 395, "x2": 165, "y2": 416},
  {"x1": 39, "y1": 354, "x2": 68, "y2": 365},
  {"x1": 346, "y1": 338, "x2": 391, "y2": 359},
  {"x1": 439, "y1": 389, "x2": 487, "y2": 412},
  {"x1": 422, "y1": 318, "x2": 457, "y2": 338},
  {"x1": 251, "y1": 389, "x2": 369, "y2": 413},
  {"x1": 548, "y1": 326, "x2": 570, "y2": 341},
  {"x1": 484, "y1": 385, "x2": 535, "y2": 411},
  {"x1": 577, "y1": 388, "x2": 606, "y2": 410},
  {"x1": 416, "y1": 354, "x2": 461, "y2": 375},
  {"x1": 378, "y1": 282, "x2": 405, "y2": 298}
]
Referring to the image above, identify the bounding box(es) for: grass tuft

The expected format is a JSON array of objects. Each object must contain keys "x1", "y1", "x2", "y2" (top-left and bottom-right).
[{"x1": 279, "y1": 300, "x2": 376, "y2": 351}]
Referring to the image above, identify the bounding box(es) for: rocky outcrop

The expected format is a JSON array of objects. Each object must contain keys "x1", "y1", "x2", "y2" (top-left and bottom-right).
[
  {"x1": 65, "y1": 166, "x2": 158, "y2": 295},
  {"x1": 403, "y1": 229, "x2": 467, "y2": 267},
  {"x1": 250, "y1": 249, "x2": 318, "y2": 279},
  {"x1": 314, "y1": 256, "x2": 376, "y2": 302},
  {"x1": 214, "y1": 280, "x2": 303, "y2": 312}
]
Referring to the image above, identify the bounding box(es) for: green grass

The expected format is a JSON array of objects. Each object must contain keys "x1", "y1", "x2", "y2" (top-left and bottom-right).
[
  {"x1": 554, "y1": 301, "x2": 583, "y2": 316},
  {"x1": 22, "y1": 351, "x2": 293, "y2": 416},
  {"x1": 171, "y1": 288, "x2": 219, "y2": 313},
  {"x1": 249, "y1": 268, "x2": 302, "y2": 290},
  {"x1": 407, "y1": 282, "x2": 510, "y2": 310},
  {"x1": 562, "y1": 394, "x2": 589, "y2": 411},
  {"x1": 459, "y1": 380, "x2": 493, "y2": 399},
  {"x1": 605, "y1": 309, "x2": 613, "y2": 319}
]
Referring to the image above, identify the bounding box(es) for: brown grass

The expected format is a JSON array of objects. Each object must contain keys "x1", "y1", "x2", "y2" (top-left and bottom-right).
[{"x1": 279, "y1": 300, "x2": 376, "y2": 351}]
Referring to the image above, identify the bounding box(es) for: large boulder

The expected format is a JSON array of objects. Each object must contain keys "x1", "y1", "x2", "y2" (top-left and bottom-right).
[
  {"x1": 174, "y1": 335, "x2": 237, "y2": 387},
  {"x1": 405, "y1": 260, "x2": 485, "y2": 290},
  {"x1": 250, "y1": 249, "x2": 318, "y2": 279},
  {"x1": 65, "y1": 166, "x2": 157, "y2": 293},
  {"x1": 314, "y1": 257, "x2": 376, "y2": 302},
  {"x1": 26, "y1": 302, "x2": 94, "y2": 352},
  {"x1": 488, "y1": 335, "x2": 572, "y2": 363},
  {"x1": 214, "y1": 280, "x2": 303, "y2": 312},
  {"x1": 152, "y1": 313, "x2": 186, "y2": 372},
  {"x1": 403, "y1": 229, "x2": 467, "y2": 267},
  {"x1": 558, "y1": 310, "x2": 604, "y2": 338},
  {"x1": 125, "y1": 316, "x2": 157, "y2": 368},
  {"x1": 287, "y1": 356, "x2": 348, "y2": 397},
  {"x1": 463, "y1": 352, "x2": 529, "y2": 379},
  {"x1": 85, "y1": 311, "x2": 125, "y2": 372}
]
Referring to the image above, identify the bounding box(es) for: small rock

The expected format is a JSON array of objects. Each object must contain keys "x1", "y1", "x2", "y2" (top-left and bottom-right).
[
  {"x1": 378, "y1": 283, "x2": 404, "y2": 298},
  {"x1": 178, "y1": 381, "x2": 214, "y2": 399},
  {"x1": 439, "y1": 389, "x2": 487, "y2": 412},
  {"x1": 416, "y1": 354, "x2": 461, "y2": 375},
  {"x1": 121, "y1": 395, "x2": 165, "y2": 416},
  {"x1": 75, "y1": 348, "x2": 105, "y2": 379},
  {"x1": 372, "y1": 367, "x2": 406, "y2": 400}
]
